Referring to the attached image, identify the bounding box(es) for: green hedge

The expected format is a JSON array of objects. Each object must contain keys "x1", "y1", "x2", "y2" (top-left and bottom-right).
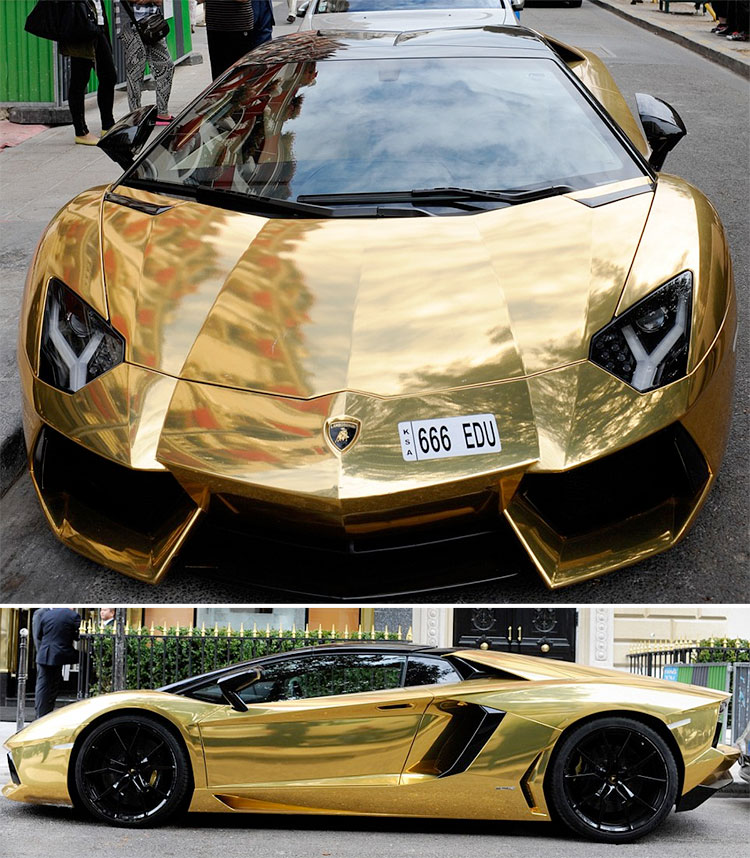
[
  {"x1": 694, "y1": 639, "x2": 749, "y2": 663},
  {"x1": 83, "y1": 627, "x2": 406, "y2": 696}
]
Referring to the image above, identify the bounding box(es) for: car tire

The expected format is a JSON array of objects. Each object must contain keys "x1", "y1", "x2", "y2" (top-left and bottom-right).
[
  {"x1": 73, "y1": 713, "x2": 191, "y2": 827},
  {"x1": 547, "y1": 716, "x2": 679, "y2": 843}
]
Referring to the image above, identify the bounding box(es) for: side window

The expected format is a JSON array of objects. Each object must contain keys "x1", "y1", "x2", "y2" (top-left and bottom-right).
[
  {"x1": 191, "y1": 653, "x2": 407, "y2": 705},
  {"x1": 405, "y1": 656, "x2": 462, "y2": 688},
  {"x1": 265, "y1": 653, "x2": 407, "y2": 700}
]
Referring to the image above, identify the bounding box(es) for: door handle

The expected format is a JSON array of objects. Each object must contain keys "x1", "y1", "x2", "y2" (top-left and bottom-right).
[
  {"x1": 517, "y1": 625, "x2": 523, "y2": 643},
  {"x1": 507, "y1": 625, "x2": 512, "y2": 644},
  {"x1": 377, "y1": 703, "x2": 414, "y2": 710}
]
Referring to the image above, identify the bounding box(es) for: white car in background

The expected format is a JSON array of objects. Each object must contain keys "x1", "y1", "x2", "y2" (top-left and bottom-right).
[{"x1": 294, "y1": 0, "x2": 524, "y2": 32}]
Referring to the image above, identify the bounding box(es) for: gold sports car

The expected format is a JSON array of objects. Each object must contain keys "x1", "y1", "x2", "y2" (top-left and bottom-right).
[
  {"x1": 3, "y1": 644, "x2": 738, "y2": 841},
  {"x1": 18, "y1": 27, "x2": 736, "y2": 590}
]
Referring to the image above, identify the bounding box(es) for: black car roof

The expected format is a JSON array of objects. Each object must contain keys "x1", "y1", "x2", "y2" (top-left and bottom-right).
[
  {"x1": 159, "y1": 643, "x2": 458, "y2": 695},
  {"x1": 238, "y1": 26, "x2": 556, "y2": 66}
]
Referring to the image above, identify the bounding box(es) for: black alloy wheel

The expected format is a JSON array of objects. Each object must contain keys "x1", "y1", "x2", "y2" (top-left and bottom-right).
[
  {"x1": 548, "y1": 717, "x2": 679, "y2": 843},
  {"x1": 73, "y1": 714, "x2": 191, "y2": 827}
]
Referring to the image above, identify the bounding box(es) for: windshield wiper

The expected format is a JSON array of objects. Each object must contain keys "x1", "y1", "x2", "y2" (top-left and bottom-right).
[
  {"x1": 121, "y1": 179, "x2": 431, "y2": 218},
  {"x1": 297, "y1": 185, "x2": 576, "y2": 206},
  {"x1": 413, "y1": 185, "x2": 577, "y2": 203}
]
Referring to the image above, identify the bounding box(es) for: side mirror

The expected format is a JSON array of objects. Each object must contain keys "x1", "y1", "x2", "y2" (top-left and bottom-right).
[
  {"x1": 635, "y1": 93, "x2": 686, "y2": 172},
  {"x1": 98, "y1": 105, "x2": 157, "y2": 170},
  {"x1": 217, "y1": 668, "x2": 262, "y2": 713},
  {"x1": 297, "y1": 1, "x2": 310, "y2": 17},
  {"x1": 511, "y1": 0, "x2": 525, "y2": 10}
]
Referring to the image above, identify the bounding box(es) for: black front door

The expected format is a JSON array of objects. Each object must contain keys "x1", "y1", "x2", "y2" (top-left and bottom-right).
[{"x1": 453, "y1": 608, "x2": 577, "y2": 661}]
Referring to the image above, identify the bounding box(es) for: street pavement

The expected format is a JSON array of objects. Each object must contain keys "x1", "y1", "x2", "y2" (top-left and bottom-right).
[
  {"x1": 0, "y1": 718, "x2": 747, "y2": 858},
  {"x1": 590, "y1": 0, "x2": 750, "y2": 77},
  {"x1": 1, "y1": 1, "x2": 748, "y2": 602}
]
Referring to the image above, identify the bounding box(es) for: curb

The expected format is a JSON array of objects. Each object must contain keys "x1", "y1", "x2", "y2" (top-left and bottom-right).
[{"x1": 589, "y1": 0, "x2": 750, "y2": 78}]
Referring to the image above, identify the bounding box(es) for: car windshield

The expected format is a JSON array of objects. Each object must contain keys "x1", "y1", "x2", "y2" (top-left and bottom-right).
[
  {"x1": 314, "y1": 0, "x2": 502, "y2": 10},
  {"x1": 128, "y1": 54, "x2": 643, "y2": 204}
]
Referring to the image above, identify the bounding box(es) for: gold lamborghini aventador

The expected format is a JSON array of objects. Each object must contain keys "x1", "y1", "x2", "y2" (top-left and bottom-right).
[
  {"x1": 2, "y1": 644, "x2": 738, "y2": 842},
  {"x1": 18, "y1": 27, "x2": 736, "y2": 591}
]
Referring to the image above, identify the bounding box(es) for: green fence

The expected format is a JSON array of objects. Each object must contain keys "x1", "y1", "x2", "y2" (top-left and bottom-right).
[
  {"x1": 1, "y1": 0, "x2": 193, "y2": 108},
  {"x1": 0, "y1": 0, "x2": 55, "y2": 102}
]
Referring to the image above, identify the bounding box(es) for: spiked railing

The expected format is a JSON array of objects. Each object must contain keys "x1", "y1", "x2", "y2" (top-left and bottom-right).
[{"x1": 76, "y1": 622, "x2": 414, "y2": 698}]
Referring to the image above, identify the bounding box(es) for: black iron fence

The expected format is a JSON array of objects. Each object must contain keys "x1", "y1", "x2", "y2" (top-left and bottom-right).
[
  {"x1": 76, "y1": 622, "x2": 413, "y2": 699},
  {"x1": 628, "y1": 641, "x2": 749, "y2": 677},
  {"x1": 628, "y1": 641, "x2": 750, "y2": 741}
]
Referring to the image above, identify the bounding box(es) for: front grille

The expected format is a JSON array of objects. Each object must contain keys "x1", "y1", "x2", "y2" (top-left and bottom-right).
[
  {"x1": 33, "y1": 425, "x2": 194, "y2": 535},
  {"x1": 209, "y1": 488, "x2": 503, "y2": 554},
  {"x1": 515, "y1": 423, "x2": 709, "y2": 539}
]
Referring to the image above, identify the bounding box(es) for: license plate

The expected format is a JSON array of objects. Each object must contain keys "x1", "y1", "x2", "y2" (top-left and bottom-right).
[{"x1": 398, "y1": 414, "x2": 501, "y2": 462}]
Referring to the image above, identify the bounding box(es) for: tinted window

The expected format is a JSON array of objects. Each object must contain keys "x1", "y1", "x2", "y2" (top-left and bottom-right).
[
  {"x1": 191, "y1": 652, "x2": 407, "y2": 704},
  {"x1": 132, "y1": 56, "x2": 642, "y2": 202},
  {"x1": 405, "y1": 656, "x2": 462, "y2": 687}
]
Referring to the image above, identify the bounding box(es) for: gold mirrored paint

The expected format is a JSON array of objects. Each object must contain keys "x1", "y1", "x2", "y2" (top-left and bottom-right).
[
  {"x1": 17, "y1": 65, "x2": 734, "y2": 587},
  {"x1": 617, "y1": 175, "x2": 733, "y2": 372},
  {"x1": 3, "y1": 659, "x2": 734, "y2": 818},
  {"x1": 100, "y1": 190, "x2": 653, "y2": 398}
]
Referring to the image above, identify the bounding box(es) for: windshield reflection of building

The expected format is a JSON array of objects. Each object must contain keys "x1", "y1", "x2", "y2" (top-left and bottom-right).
[{"x1": 167, "y1": 35, "x2": 341, "y2": 201}]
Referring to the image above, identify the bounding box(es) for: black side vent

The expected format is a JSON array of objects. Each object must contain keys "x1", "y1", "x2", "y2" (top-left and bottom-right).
[
  {"x1": 8, "y1": 754, "x2": 20, "y2": 785},
  {"x1": 409, "y1": 703, "x2": 505, "y2": 778}
]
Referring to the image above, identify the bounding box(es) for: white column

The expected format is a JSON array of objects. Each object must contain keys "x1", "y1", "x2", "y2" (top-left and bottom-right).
[
  {"x1": 588, "y1": 607, "x2": 614, "y2": 668},
  {"x1": 412, "y1": 608, "x2": 454, "y2": 647}
]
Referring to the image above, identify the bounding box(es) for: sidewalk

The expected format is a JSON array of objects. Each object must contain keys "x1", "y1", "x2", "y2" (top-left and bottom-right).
[
  {"x1": 0, "y1": 1, "x2": 747, "y2": 494},
  {"x1": 590, "y1": 0, "x2": 750, "y2": 76}
]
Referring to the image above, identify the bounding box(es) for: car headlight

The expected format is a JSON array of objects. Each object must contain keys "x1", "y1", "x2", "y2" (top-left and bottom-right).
[
  {"x1": 589, "y1": 271, "x2": 692, "y2": 392},
  {"x1": 39, "y1": 278, "x2": 125, "y2": 393}
]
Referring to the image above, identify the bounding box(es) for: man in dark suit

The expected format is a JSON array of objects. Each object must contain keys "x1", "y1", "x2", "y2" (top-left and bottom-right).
[{"x1": 33, "y1": 608, "x2": 82, "y2": 719}]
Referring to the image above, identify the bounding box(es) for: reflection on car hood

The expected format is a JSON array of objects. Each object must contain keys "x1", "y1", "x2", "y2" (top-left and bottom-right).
[
  {"x1": 304, "y1": 9, "x2": 514, "y2": 32},
  {"x1": 102, "y1": 185, "x2": 653, "y2": 398}
]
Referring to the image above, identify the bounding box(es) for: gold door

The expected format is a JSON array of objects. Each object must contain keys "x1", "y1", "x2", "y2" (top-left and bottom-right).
[{"x1": 198, "y1": 685, "x2": 436, "y2": 790}]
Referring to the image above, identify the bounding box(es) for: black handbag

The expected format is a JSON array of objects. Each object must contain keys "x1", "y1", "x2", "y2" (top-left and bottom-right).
[
  {"x1": 25, "y1": 0, "x2": 99, "y2": 43},
  {"x1": 122, "y1": 1, "x2": 170, "y2": 46}
]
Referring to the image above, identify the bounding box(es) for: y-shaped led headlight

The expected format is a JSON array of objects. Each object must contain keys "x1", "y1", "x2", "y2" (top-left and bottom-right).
[
  {"x1": 590, "y1": 271, "x2": 692, "y2": 392},
  {"x1": 39, "y1": 279, "x2": 125, "y2": 393}
]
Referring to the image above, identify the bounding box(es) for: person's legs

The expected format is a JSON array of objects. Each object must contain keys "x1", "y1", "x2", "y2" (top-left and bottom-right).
[
  {"x1": 121, "y1": 20, "x2": 147, "y2": 112},
  {"x1": 34, "y1": 664, "x2": 61, "y2": 719},
  {"x1": 146, "y1": 38, "x2": 175, "y2": 116},
  {"x1": 93, "y1": 27, "x2": 117, "y2": 130},
  {"x1": 67, "y1": 56, "x2": 94, "y2": 137},
  {"x1": 206, "y1": 28, "x2": 226, "y2": 80},
  {"x1": 207, "y1": 28, "x2": 254, "y2": 79}
]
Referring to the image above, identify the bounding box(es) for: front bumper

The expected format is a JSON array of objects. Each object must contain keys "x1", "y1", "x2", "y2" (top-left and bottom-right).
[
  {"x1": 20, "y1": 292, "x2": 735, "y2": 591},
  {"x1": 2, "y1": 742, "x2": 74, "y2": 807}
]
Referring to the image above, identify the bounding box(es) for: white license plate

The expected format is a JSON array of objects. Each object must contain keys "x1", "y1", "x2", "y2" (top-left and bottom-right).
[{"x1": 398, "y1": 414, "x2": 501, "y2": 462}]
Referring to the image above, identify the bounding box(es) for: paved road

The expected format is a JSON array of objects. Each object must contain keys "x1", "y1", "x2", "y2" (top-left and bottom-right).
[
  {"x1": 1, "y1": 791, "x2": 747, "y2": 858},
  {"x1": 1, "y1": 1, "x2": 747, "y2": 603}
]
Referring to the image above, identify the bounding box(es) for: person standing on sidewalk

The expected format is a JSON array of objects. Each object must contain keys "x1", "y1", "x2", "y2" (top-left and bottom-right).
[
  {"x1": 286, "y1": 0, "x2": 301, "y2": 24},
  {"x1": 33, "y1": 608, "x2": 81, "y2": 719},
  {"x1": 197, "y1": 0, "x2": 255, "y2": 79},
  {"x1": 121, "y1": 1, "x2": 176, "y2": 126},
  {"x1": 61, "y1": 0, "x2": 117, "y2": 145},
  {"x1": 250, "y1": 0, "x2": 275, "y2": 48}
]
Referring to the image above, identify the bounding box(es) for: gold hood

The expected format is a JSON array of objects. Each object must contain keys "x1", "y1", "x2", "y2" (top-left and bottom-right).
[{"x1": 102, "y1": 184, "x2": 654, "y2": 398}]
